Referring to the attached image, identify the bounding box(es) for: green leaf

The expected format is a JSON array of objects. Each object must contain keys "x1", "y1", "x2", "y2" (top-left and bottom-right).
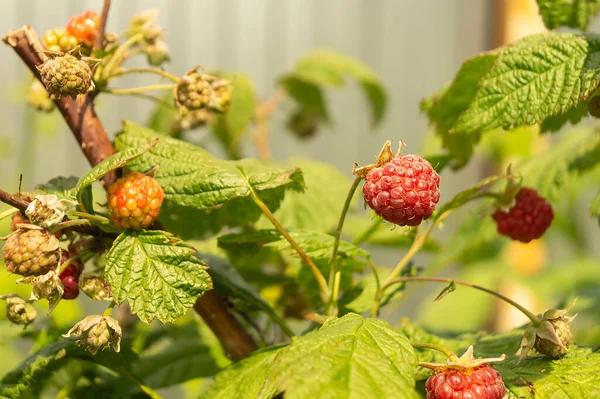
[
  {"x1": 518, "y1": 128, "x2": 600, "y2": 201},
  {"x1": 105, "y1": 230, "x2": 212, "y2": 323},
  {"x1": 0, "y1": 340, "x2": 70, "y2": 398},
  {"x1": 115, "y1": 121, "x2": 304, "y2": 212},
  {"x1": 536, "y1": 0, "x2": 600, "y2": 31},
  {"x1": 211, "y1": 74, "x2": 256, "y2": 158},
  {"x1": 74, "y1": 138, "x2": 158, "y2": 205},
  {"x1": 421, "y1": 53, "x2": 496, "y2": 167},
  {"x1": 34, "y1": 176, "x2": 78, "y2": 199},
  {"x1": 453, "y1": 33, "x2": 600, "y2": 134},
  {"x1": 133, "y1": 326, "x2": 220, "y2": 389},
  {"x1": 283, "y1": 79, "x2": 329, "y2": 120},
  {"x1": 200, "y1": 346, "x2": 282, "y2": 399},
  {"x1": 261, "y1": 158, "x2": 355, "y2": 232},
  {"x1": 218, "y1": 229, "x2": 369, "y2": 266},
  {"x1": 270, "y1": 313, "x2": 419, "y2": 399},
  {"x1": 281, "y1": 49, "x2": 387, "y2": 127}
]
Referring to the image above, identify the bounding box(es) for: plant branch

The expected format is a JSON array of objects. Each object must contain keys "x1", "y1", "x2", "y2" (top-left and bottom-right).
[
  {"x1": 386, "y1": 276, "x2": 542, "y2": 325},
  {"x1": 108, "y1": 67, "x2": 180, "y2": 83},
  {"x1": 412, "y1": 342, "x2": 459, "y2": 362},
  {"x1": 250, "y1": 188, "x2": 330, "y2": 304},
  {"x1": 94, "y1": 0, "x2": 112, "y2": 50},
  {"x1": 327, "y1": 175, "x2": 361, "y2": 316},
  {"x1": 102, "y1": 84, "x2": 174, "y2": 95},
  {"x1": 254, "y1": 88, "x2": 286, "y2": 160},
  {"x1": 4, "y1": 25, "x2": 258, "y2": 361},
  {"x1": 3, "y1": 26, "x2": 117, "y2": 187}
]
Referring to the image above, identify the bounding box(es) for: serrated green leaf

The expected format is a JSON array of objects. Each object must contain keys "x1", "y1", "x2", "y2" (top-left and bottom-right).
[
  {"x1": 34, "y1": 176, "x2": 78, "y2": 199},
  {"x1": 218, "y1": 229, "x2": 369, "y2": 266},
  {"x1": 281, "y1": 49, "x2": 387, "y2": 127},
  {"x1": 105, "y1": 230, "x2": 212, "y2": 324},
  {"x1": 0, "y1": 340, "x2": 70, "y2": 398},
  {"x1": 270, "y1": 313, "x2": 419, "y2": 399},
  {"x1": 261, "y1": 158, "x2": 355, "y2": 232},
  {"x1": 537, "y1": 0, "x2": 600, "y2": 31},
  {"x1": 115, "y1": 121, "x2": 304, "y2": 212},
  {"x1": 518, "y1": 128, "x2": 600, "y2": 201},
  {"x1": 453, "y1": 33, "x2": 600, "y2": 134},
  {"x1": 134, "y1": 338, "x2": 219, "y2": 389},
  {"x1": 200, "y1": 346, "x2": 282, "y2": 399},
  {"x1": 421, "y1": 53, "x2": 497, "y2": 167},
  {"x1": 74, "y1": 138, "x2": 158, "y2": 205}
]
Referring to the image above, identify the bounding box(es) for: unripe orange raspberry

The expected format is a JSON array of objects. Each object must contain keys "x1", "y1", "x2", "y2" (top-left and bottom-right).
[
  {"x1": 66, "y1": 11, "x2": 100, "y2": 44},
  {"x1": 107, "y1": 172, "x2": 165, "y2": 229}
]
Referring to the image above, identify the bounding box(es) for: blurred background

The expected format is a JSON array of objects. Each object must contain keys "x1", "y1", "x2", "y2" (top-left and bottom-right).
[{"x1": 1, "y1": 1, "x2": 599, "y2": 398}]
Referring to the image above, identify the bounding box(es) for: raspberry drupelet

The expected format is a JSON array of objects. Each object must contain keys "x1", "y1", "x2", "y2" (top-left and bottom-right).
[{"x1": 107, "y1": 172, "x2": 165, "y2": 229}]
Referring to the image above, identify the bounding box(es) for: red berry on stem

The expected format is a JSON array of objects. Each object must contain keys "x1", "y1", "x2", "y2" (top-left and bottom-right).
[
  {"x1": 61, "y1": 275, "x2": 79, "y2": 300},
  {"x1": 362, "y1": 154, "x2": 440, "y2": 226},
  {"x1": 492, "y1": 187, "x2": 553, "y2": 243},
  {"x1": 66, "y1": 10, "x2": 100, "y2": 43},
  {"x1": 425, "y1": 364, "x2": 506, "y2": 399},
  {"x1": 107, "y1": 172, "x2": 165, "y2": 229}
]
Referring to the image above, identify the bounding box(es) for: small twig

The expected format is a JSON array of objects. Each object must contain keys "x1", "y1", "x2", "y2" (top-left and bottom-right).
[
  {"x1": 250, "y1": 188, "x2": 330, "y2": 304},
  {"x1": 254, "y1": 88, "x2": 286, "y2": 160},
  {"x1": 108, "y1": 67, "x2": 180, "y2": 83},
  {"x1": 94, "y1": 0, "x2": 112, "y2": 51},
  {"x1": 102, "y1": 84, "x2": 174, "y2": 95},
  {"x1": 327, "y1": 175, "x2": 362, "y2": 316},
  {"x1": 386, "y1": 276, "x2": 542, "y2": 325},
  {"x1": 0, "y1": 188, "x2": 30, "y2": 212}
]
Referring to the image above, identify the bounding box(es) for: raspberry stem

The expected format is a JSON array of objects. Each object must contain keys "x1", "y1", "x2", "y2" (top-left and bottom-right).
[
  {"x1": 249, "y1": 189, "x2": 330, "y2": 304},
  {"x1": 102, "y1": 84, "x2": 174, "y2": 95},
  {"x1": 99, "y1": 32, "x2": 144, "y2": 80},
  {"x1": 412, "y1": 342, "x2": 460, "y2": 362},
  {"x1": 385, "y1": 276, "x2": 542, "y2": 325},
  {"x1": 327, "y1": 175, "x2": 362, "y2": 316},
  {"x1": 103, "y1": 301, "x2": 115, "y2": 316},
  {"x1": 0, "y1": 207, "x2": 19, "y2": 222},
  {"x1": 108, "y1": 67, "x2": 180, "y2": 83}
]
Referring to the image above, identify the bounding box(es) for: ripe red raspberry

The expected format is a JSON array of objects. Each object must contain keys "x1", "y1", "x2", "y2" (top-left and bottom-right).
[
  {"x1": 362, "y1": 155, "x2": 440, "y2": 226},
  {"x1": 425, "y1": 364, "x2": 506, "y2": 399},
  {"x1": 492, "y1": 187, "x2": 553, "y2": 243},
  {"x1": 66, "y1": 11, "x2": 100, "y2": 43},
  {"x1": 107, "y1": 172, "x2": 165, "y2": 229},
  {"x1": 61, "y1": 275, "x2": 80, "y2": 300},
  {"x1": 60, "y1": 264, "x2": 79, "y2": 279}
]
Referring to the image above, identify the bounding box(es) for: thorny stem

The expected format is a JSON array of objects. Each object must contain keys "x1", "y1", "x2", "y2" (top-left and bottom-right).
[
  {"x1": 249, "y1": 188, "x2": 330, "y2": 304},
  {"x1": 102, "y1": 84, "x2": 174, "y2": 95},
  {"x1": 108, "y1": 67, "x2": 180, "y2": 83},
  {"x1": 53, "y1": 219, "x2": 92, "y2": 232},
  {"x1": 327, "y1": 175, "x2": 362, "y2": 316},
  {"x1": 68, "y1": 211, "x2": 111, "y2": 225},
  {"x1": 254, "y1": 88, "x2": 286, "y2": 160},
  {"x1": 386, "y1": 277, "x2": 542, "y2": 325},
  {"x1": 412, "y1": 342, "x2": 460, "y2": 362}
]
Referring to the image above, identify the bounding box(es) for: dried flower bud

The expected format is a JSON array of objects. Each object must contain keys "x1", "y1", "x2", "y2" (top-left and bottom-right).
[
  {"x1": 145, "y1": 40, "x2": 169, "y2": 66},
  {"x1": 63, "y1": 315, "x2": 122, "y2": 355},
  {"x1": 25, "y1": 195, "x2": 67, "y2": 228},
  {"x1": 519, "y1": 299, "x2": 577, "y2": 359},
  {"x1": 80, "y1": 275, "x2": 113, "y2": 301},
  {"x1": 0, "y1": 294, "x2": 37, "y2": 327},
  {"x1": 21, "y1": 269, "x2": 64, "y2": 313}
]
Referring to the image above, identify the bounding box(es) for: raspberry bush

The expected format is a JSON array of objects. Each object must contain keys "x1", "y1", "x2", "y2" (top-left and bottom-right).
[{"x1": 0, "y1": 2, "x2": 600, "y2": 399}]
